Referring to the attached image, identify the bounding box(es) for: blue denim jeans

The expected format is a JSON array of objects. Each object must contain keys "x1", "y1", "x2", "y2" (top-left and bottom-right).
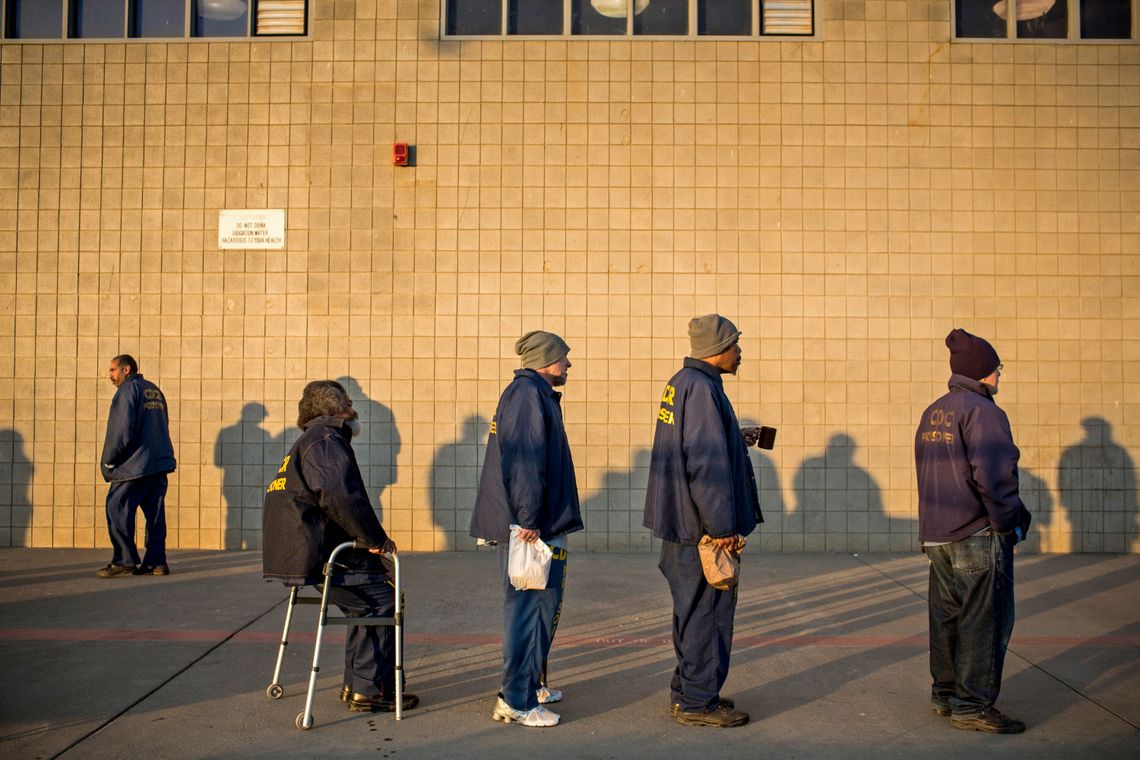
[
  {"x1": 105, "y1": 473, "x2": 168, "y2": 567},
  {"x1": 659, "y1": 541, "x2": 737, "y2": 712},
  {"x1": 927, "y1": 530, "x2": 1016, "y2": 718},
  {"x1": 499, "y1": 544, "x2": 567, "y2": 711}
]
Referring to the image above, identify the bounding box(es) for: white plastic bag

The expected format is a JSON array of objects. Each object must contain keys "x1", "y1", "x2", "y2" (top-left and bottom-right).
[{"x1": 507, "y1": 524, "x2": 553, "y2": 591}]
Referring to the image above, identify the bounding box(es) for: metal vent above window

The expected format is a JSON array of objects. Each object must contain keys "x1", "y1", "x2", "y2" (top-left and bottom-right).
[
  {"x1": 761, "y1": 0, "x2": 813, "y2": 35},
  {"x1": 255, "y1": 0, "x2": 306, "y2": 35}
]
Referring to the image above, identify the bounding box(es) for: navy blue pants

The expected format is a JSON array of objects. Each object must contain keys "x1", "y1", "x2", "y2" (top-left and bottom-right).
[
  {"x1": 927, "y1": 530, "x2": 1016, "y2": 718},
  {"x1": 659, "y1": 540, "x2": 736, "y2": 712},
  {"x1": 326, "y1": 580, "x2": 398, "y2": 698},
  {"x1": 105, "y1": 473, "x2": 168, "y2": 567},
  {"x1": 499, "y1": 544, "x2": 567, "y2": 711}
]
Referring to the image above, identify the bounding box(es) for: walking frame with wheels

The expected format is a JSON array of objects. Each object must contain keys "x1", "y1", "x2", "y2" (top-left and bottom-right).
[{"x1": 265, "y1": 541, "x2": 404, "y2": 729}]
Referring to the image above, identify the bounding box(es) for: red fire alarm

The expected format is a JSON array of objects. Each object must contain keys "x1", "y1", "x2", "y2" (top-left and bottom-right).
[{"x1": 392, "y1": 143, "x2": 409, "y2": 166}]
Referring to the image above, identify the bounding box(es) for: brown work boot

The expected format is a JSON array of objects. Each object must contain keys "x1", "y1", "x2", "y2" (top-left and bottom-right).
[
  {"x1": 951, "y1": 707, "x2": 1025, "y2": 734},
  {"x1": 674, "y1": 702, "x2": 749, "y2": 728}
]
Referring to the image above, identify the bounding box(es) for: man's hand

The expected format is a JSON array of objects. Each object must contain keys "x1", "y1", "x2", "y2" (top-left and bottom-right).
[
  {"x1": 368, "y1": 538, "x2": 397, "y2": 555},
  {"x1": 740, "y1": 427, "x2": 761, "y2": 447},
  {"x1": 516, "y1": 527, "x2": 540, "y2": 543},
  {"x1": 713, "y1": 534, "x2": 746, "y2": 552}
]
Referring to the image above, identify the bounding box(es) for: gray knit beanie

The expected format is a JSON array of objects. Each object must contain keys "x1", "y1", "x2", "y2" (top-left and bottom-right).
[
  {"x1": 515, "y1": 330, "x2": 570, "y2": 370},
  {"x1": 689, "y1": 314, "x2": 741, "y2": 359}
]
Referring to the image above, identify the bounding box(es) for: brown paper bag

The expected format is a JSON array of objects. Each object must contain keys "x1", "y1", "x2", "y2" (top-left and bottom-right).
[{"x1": 698, "y1": 536, "x2": 740, "y2": 590}]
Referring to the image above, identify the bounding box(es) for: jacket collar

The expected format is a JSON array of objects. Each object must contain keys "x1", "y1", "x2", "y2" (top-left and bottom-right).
[
  {"x1": 514, "y1": 368, "x2": 561, "y2": 402},
  {"x1": 301, "y1": 415, "x2": 352, "y2": 436},
  {"x1": 948, "y1": 373, "x2": 994, "y2": 400},
  {"x1": 683, "y1": 357, "x2": 725, "y2": 385}
]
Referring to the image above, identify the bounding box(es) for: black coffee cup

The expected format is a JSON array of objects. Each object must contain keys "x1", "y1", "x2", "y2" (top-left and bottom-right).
[{"x1": 741, "y1": 426, "x2": 777, "y2": 450}]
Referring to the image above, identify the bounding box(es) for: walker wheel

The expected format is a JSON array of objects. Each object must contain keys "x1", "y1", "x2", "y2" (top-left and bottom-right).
[
  {"x1": 296, "y1": 712, "x2": 314, "y2": 730},
  {"x1": 267, "y1": 684, "x2": 284, "y2": 699}
]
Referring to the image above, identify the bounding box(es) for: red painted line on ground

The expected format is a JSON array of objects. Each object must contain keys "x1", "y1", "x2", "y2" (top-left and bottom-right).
[{"x1": 1, "y1": 628, "x2": 1137, "y2": 648}]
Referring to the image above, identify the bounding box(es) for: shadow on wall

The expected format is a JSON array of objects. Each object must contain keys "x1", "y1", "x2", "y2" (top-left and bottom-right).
[
  {"x1": 1018, "y1": 467, "x2": 1062, "y2": 553},
  {"x1": 0, "y1": 429, "x2": 33, "y2": 547},
  {"x1": 579, "y1": 448, "x2": 651, "y2": 553},
  {"x1": 215, "y1": 403, "x2": 277, "y2": 550},
  {"x1": 429, "y1": 414, "x2": 488, "y2": 551},
  {"x1": 791, "y1": 433, "x2": 897, "y2": 553},
  {"x1": 336, "y1": 377, "x2": 401, "y2": 524},
  {"x1": 214, "y1": 378, "x2": 402, "y2": 551},
  {"x1": 1058, "y1": 417, "x2": 1139, "y2": 553},
  {"x1": 740, "y1": 417, "x2": 784, "y2": 553}
]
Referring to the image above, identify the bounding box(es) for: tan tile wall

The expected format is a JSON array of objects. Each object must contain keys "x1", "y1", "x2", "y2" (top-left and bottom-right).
[{"x1": 0, "y1": 1, "x2": 1137, "y2": 554}]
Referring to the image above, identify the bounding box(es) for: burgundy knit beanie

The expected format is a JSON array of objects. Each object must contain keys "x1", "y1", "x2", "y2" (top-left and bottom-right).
[{"x1": 946, "y1": 328, "x2": 1001, "y2": 381}]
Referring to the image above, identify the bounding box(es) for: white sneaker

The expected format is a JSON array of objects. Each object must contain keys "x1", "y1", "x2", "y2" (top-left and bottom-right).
[
  {"x1": 537, "y1": 685, "x2": 562, "y2": 704},
  {"x1": 492, "y1": 696, "x2": 560, "y2": 727}
]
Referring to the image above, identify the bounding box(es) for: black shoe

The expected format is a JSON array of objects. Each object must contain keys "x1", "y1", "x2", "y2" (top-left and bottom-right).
[
  {"x1": 931, "y1": 700, "x2": 952, "y2": 717},
  {"x1": 348, "y1": 691, "x2": 420, "y2": 713},
  {"x1": 670, "y1": 697, "x2": 735, "y2": 718},
  {"x1": 674, "y1": 703, "x2": 749, "y2": 728},
  {"x1": 96, "y1": 564, "x2": 136, "y2": 578},
  {"x1": 133, "y1": 564, "x2": 170, "y2": 576},
  {"x1": 951, "y1": 707, "x2": 1026, "y2": 734}
]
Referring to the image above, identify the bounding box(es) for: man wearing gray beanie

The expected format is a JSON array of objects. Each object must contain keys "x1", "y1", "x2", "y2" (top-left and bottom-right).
[
  {"x1": 470, "y1": 330, "x2": 582, "y2": 728},
  {"x1": 643, "y1": 314, "x2": 762, "y2": 728},
  {"x1": 915, "y1": 328, "x2": 1031, "y2": 734}
]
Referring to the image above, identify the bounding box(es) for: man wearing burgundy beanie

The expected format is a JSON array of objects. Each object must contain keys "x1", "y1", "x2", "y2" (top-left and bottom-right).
[{"x1": 915, "y1": 329, "x2": 1032, "y2": 734}]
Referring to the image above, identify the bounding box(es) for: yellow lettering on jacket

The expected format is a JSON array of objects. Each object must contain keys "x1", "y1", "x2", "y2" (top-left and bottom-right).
[
  {"x1": 657, "y1": 407, "x2": 675, "y2": 425},
  {"x1": 489, "y1": 420, "x2": 497, "y2": 435},
  {"x1": 266, "y1": 477, "x2": 287, "y2": 493},
  {"x1": 277, "y1": 455, "x2": 290, "y2": 474},
  {"x1": 661, "y1": 384, "x2": 675, "y2": 406}
]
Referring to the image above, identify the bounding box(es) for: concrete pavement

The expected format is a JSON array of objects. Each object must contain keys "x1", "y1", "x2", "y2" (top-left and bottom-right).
[{"x1": 1, "y1": 548, "x2": 1137, "y2": 759}]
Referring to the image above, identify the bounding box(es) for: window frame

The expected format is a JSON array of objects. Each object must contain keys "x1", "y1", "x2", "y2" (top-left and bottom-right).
[
  {"x1": 951, "y1": 0, "x2": 1140, "y2": 42},
  {"x1": 0, "y1": 0, "x2": 311, "y2": 41},
  {"x1": 439, "y1": 0, "x2": 821, "y2": 40}
]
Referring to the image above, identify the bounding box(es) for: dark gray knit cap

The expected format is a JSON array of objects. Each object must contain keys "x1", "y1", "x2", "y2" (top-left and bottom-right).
[
  {"x1": 515, "y1": 330, "x2": 570, "y2": 370},
  {"x1": 688, "y1": 314, "x2": 741, "y2": 359},
  {"x1": 946, "y1": 328, "x2": 1001, "y2": 381}
]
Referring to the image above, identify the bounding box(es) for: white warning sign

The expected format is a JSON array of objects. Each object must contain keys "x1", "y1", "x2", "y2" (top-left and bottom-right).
[{"x1": 218, "y1": 210, "x2": 286, "y2": 250}]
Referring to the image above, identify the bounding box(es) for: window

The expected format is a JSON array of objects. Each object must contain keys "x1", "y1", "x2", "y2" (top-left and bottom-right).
[
  {"x1": 1, "y1": 0, "x2": 309, "y2": 39},
  {"x1": 954, "y1": 0, "x2": 1136, "y2": 39},
  {"x1": 443, "y1": 0, "x2": 816, "y2": 37}
]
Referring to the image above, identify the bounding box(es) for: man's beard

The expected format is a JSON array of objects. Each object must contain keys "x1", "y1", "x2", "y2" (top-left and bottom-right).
[{"x1": 346, "y1": 418, "x2": 363, "y2": 437}]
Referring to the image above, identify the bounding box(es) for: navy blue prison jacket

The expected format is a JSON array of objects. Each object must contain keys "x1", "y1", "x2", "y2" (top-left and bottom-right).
[
  {"x1": 643, "y1": 358, "x2": 762, "y2": 544},
  {"x1": 262, "y1": 416, "x2": 391, "y2": 586},
  {"x1": 915, "y1": 374, "x2": 1031, "y2": 543},
  {"x1": 470, "y1": 369, "x2": 583, "y2": 543},
  {"x1": 100, "y1": 373, "x2": 176, "y2": 482}
]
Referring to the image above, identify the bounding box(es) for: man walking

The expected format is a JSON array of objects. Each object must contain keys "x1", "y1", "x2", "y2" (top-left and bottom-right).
[
  {"x1": 471, "y1": 331, "x2": 583, "y2": 728},
  {"x1": 643, "y1": 315, "x2": 761, "y2": 728},
  {"x1": 97, "y1": 355, "x2": 176, "y2": 578},
  {"x1": 263, "y1": 380, "x2": 417, "y2": 714},
  {"x1": 916, "y1": 329, "x2": 1031, "y2": 734}
]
